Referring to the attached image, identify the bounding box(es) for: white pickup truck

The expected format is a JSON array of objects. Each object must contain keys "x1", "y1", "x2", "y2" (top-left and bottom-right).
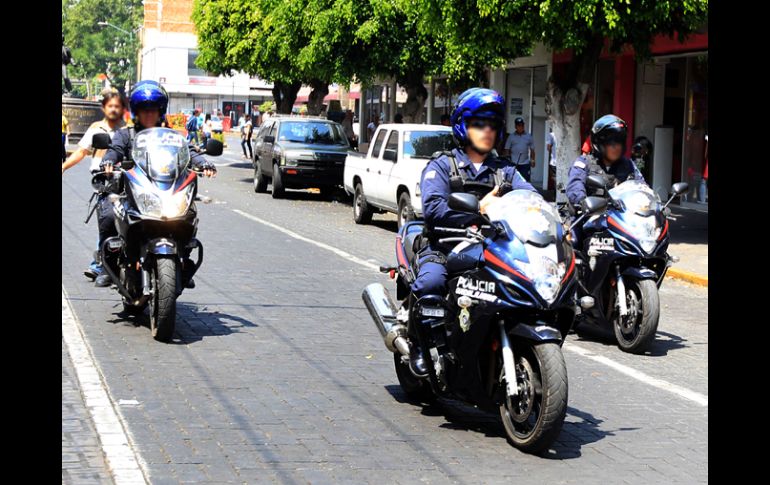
[{"x1": 343, "y1": 123, "x2": 454, "y2": 228}]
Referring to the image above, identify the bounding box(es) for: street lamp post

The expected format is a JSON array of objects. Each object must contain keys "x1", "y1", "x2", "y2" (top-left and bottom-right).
[{"x1": 97, "y1": 21, "x2": 142, "y2": 91}]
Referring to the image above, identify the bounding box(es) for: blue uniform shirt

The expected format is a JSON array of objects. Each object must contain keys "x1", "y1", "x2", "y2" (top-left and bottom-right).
[
  {"x1": 566, "y1": 154, "x2": 645, "y2": 206},
  {"x1": 421, "y1": 148, "x2": 536, "y2": 229}
]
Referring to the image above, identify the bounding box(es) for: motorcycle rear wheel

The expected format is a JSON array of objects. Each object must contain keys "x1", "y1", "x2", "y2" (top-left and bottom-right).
[{"x1": 499, "y1": 342, "x2": 567, "y2": 454}]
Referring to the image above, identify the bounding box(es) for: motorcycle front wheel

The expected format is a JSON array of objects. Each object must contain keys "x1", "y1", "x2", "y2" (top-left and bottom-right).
[
  {"x1": 149, "y1": 257, "x2": 177, "y2": 343},
  {"x1": 499, "y1": 342, "x2": 567, "y2": 454},
  {"x1": 612, "y1": 277, "x2": 660, "y2": 354}
]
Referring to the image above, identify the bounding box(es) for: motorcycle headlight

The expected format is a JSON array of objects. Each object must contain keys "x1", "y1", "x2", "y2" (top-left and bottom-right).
[
  {"x1": 521, "y1": 257, "x2": 565, "y2": 304},
  {"x1": 162, "y1": 187, "x2": 194, "y2": 218},
  {"x1": 625, "y1": 214, "x2": 661, "y2": 253},
  {"x1": 133, "y1": 185, "x2": 193, "y2": 218},
  {"x1": 134, "y1": 190, "x2": 162, "y2": 217}
]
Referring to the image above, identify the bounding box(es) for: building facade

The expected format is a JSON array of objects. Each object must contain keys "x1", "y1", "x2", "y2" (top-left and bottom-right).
[{"x1": 139, "y1": 0, "x2": 273, "y2": 123}]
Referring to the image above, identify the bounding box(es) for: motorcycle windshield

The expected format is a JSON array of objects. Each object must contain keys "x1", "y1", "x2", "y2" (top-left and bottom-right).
[
  {"x1": 131, "y1": 128, "x2": 190, "y2": 184},
  {"x1": 485, "y1": 190, "x2": 561, "y2": 246},
  {"x1": 608, "y1": 180, "x2": 660, "y2": 216}
]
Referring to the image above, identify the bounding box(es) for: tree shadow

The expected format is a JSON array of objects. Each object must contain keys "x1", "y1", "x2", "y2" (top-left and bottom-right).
[
  {"x1": 384, "y1": 385, "x2": 631, "y2": 459},
  {"x1": 227, "y1": 162, "x2": 254, "y2": 169},
  {"x1": 571, "y1": 323, "x2": 689, "y2": 356},
  {"x1": 105, "y1": 301, "x2": 258, "y2": 345}
]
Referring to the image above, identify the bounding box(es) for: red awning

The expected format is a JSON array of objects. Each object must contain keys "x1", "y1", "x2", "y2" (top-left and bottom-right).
[{"x1": 294, "y1": 93, "x2": 341, "y2": 103}]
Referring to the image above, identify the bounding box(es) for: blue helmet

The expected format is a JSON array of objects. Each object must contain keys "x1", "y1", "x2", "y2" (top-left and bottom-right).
[
  {"x1": 450, "y1": 88, "x2": 506, "y2": 147},
  {"x1": 129, "y1": 80, "x2": 169, "y2": 118}
]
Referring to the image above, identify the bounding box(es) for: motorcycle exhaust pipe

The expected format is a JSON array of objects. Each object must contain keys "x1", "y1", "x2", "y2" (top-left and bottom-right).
[{"x1": 362, "y1": 284, "x2": 410, "y2": 357}]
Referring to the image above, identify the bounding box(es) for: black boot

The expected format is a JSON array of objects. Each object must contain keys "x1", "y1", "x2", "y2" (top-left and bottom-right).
[{"x1": 408, "y1": 343, "x2": 429, "y2": 378}]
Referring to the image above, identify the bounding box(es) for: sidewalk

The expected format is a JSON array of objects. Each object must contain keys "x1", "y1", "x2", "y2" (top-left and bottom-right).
[
  {"x1": 666, "y1": 202, "x2": 708, "y2": 285},
  {"x1": 62, "y1": 338, "x2": 114, "y2": 484}
]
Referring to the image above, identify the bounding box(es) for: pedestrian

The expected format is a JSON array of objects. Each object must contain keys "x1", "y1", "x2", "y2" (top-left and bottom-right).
[
  {"x1": 699, "y1": 133, "x2": 708, "y2": 204},
  {"x1": 201, "y1": 113, "x2": 212, "y2": 147},
  {"x1": 342, "y1": 109, "x2": 358, "y2": 150},
  {"x1": 440, "y1": 114, "x2": 451, "y2": 126},
  {"x1": 547, "y1": 127, "x2": 557, "y2": 188},
  {"x1": 61, "y1": 88, "x2": 127, "y2": 283},
  {"x1": 241, "y1": 114, "x2": 253, "y2": 160},
  {"x1": 367, "y1": 116, "x2": 380, "y2": 142},
  {"x1": 581, "y1": 135, "x2": 591, "y2": 155},
  {"x1": 502, "y1": 117, "x2": 536, "y2": 181},
  {"x1": 62, "y1": 111, "x2": 71, "y2": 162},
  {"x1": 186, "y1": 109, "x2": 200, "y2": 145},
  {"x1": 394, "y1": 113, "x2": 403, "y2": 123}
]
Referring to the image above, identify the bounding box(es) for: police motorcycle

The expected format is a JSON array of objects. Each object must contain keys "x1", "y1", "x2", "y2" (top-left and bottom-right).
[
  {"x1": 91, "y1": 129, "x2": 223, "y2": 342},
  {"x1": 566, "y1": 173, "x2": 688, "y2": 353},
  {"x1": 363, "y1": 188, "x2": 607, "y2": 454}
]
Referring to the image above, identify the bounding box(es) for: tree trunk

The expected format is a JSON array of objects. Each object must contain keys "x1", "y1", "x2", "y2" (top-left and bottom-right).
[
  {"x1": 545, "y1": 80, "x2": 588, "y2": 203},
  {"x1": 402, "y1": 74, "x2": 427, "y2": 123},
  {"x1": 307, "y1": 79, "x2": 329, "y2": 116},
  {"x1": 546, "y1": 37, "x2": 604, "y2": 203},
  {"x1": 272, "y1": 81, "x2": 302, "y2": 114}
]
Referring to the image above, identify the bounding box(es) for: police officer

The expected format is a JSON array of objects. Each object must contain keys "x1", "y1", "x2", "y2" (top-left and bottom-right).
[
  {"x1": 409, "y1": 88, "x2": 535, "y2": 377},
  {"x1": 502, "y1": 116, "x2": 536, "y2": 181},
  {"x1": 566, "y1": 114, "x2": 644, "y2": 207},
  {"x1": 97, "y1": 80, "x2": 217, "y2": 287},
  {"x1": 566, "y1": 115, "x2": 645, "y2": 244}
]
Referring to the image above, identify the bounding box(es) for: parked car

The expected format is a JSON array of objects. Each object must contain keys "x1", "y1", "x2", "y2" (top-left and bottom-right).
[
  {"x1": 343, "y1": 123, "x2": 454, "y2": 228},
  {"x1": 252, "y1": 116, "x2": 351, "y2": 199}
]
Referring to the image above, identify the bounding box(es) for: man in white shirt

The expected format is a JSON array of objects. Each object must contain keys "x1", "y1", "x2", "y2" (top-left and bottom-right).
[{"x1": 61, "y1": 89, "x2": 127, "y2": 282}]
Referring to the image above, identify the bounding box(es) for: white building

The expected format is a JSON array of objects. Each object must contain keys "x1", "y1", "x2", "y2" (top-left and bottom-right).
[{"x1": 138, "y1": 0, "x2": 273, "y2": 122}]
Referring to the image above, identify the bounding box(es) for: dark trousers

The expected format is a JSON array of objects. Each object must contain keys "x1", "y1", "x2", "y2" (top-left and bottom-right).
[
  {"x1": 241, "y1": 138, "x2": 252, "y2": 158},
  {"x1": 517, "y1": 163, "x2": 532, "y2": 182},
  {"x1": 411, "y1": 245, "x2": 448, "y2": 298},
  {"x1": 95, "y1": 195, "x2": 119, "y2": 270}
]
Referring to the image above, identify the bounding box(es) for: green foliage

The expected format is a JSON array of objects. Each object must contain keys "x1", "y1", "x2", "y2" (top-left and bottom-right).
[{"x1": 62, "y1": 0, "x2": 143, "y2": 94}]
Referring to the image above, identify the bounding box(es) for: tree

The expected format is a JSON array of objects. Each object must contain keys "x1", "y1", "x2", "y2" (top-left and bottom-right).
[
  {"x1": 194, "y1": 0, "x2": 368, "y2": 115},
  {"x1": 414, "y1": 0, "x2": 708, "y2": 200},
  {"x1": 62, "y1": 0, "x2": 143, "y2": 95}
]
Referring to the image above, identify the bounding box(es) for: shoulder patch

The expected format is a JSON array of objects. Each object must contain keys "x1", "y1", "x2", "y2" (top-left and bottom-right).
[
  {"x1": 424, "y1": 170, "x2": 437, "y2": 180},
  {"x1": 573, "y1": 161, "x2": 586, "y2": 169}
]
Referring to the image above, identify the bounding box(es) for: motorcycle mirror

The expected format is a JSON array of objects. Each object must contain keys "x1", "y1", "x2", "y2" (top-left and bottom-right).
[
  {"x1": 582, "y1": 196, "x2": 608, "y2": 215},
  {"x1": 448, "y1": 193, "x2": 480, "y2": 213},
  {"x1": 92, "y1": 133, "x2": 111, "y2": 150},
  {"x1": 586, "y1": 174, "x2": 608, "y2": 190},
  {"x1": 671, "y1": 182, "x2": 689, "y2": 196},
  {"x1": 205, "y1": 139, "x2": 224, "y2": 156}
]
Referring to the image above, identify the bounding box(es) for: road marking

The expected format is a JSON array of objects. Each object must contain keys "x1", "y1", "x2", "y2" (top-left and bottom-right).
[
  {"x1": 233, "y1": 208, "x2": 708, "y2": 408},
  {"x1": 564, "y1": 343, "x2": 708, "y2": 406},
  {"x1": 62, "y1": 287, "x2": 149, "y2": 484},
  {"x1": 233, "y1": 209, "x2": 380, "y2": 271}
]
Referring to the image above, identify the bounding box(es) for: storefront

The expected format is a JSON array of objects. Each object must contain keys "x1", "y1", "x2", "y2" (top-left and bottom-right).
[
  {"x1": 556, "y1": 30, "x2": 708, "y2": 208},
  {"x1": 634, "y1": 32, "x2": 708, "y2": 208}
]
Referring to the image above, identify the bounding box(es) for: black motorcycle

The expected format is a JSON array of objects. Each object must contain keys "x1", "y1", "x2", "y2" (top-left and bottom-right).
[
  {"x1": 364, "y1": 190, "x2": 606, "y2": 453},
  {"x1": 91, "y1": 129, "x2": 222, "y2": 342},
  {"x1": 566, "y1": 175, "x2": 688, "y2": 353}
]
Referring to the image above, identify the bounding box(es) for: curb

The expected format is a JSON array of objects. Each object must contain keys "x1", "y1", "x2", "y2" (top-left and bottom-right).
[{"x1": 666, "y1": 268, "x2": 708, "y2": 287}]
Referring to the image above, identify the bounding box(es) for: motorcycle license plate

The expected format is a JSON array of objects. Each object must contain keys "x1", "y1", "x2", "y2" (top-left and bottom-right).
[{"x1": 108, "y1": 239, "x2": 123, "y2": 249}]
